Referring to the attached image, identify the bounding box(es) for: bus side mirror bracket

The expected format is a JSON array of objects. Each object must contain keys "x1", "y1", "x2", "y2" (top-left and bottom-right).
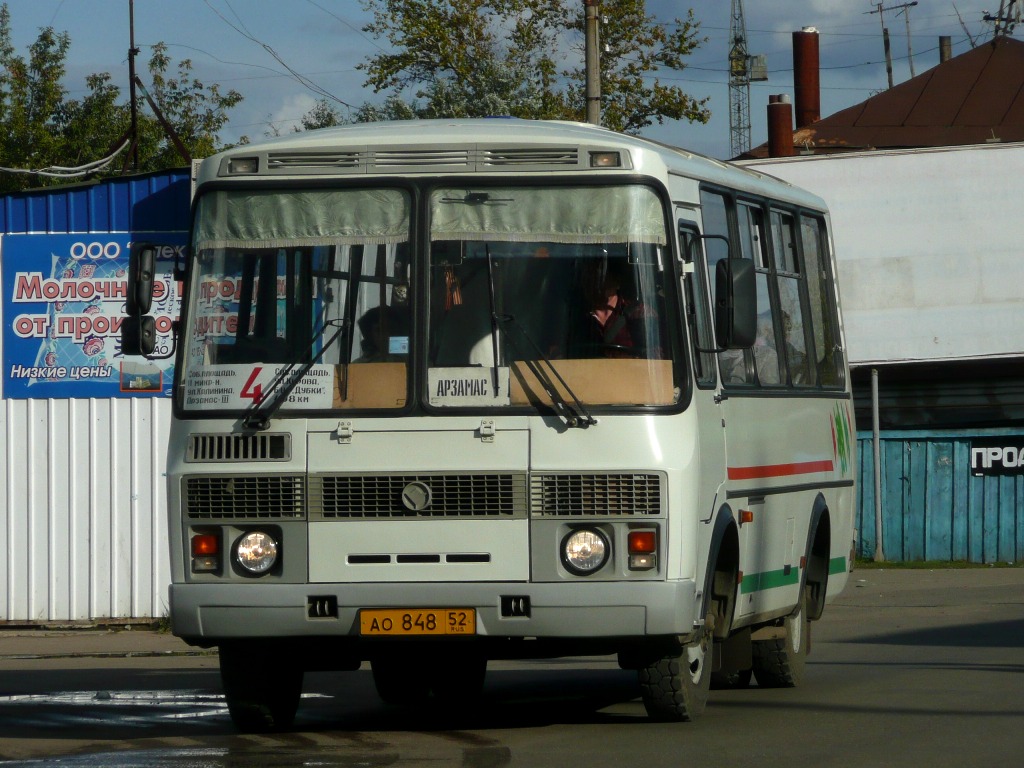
[
  {"x1": 714, "y1": 257, "x2": 756, "y2": 349},
  {"x1": 121, "y1": 242, "x2": 179, "y2": 359},
  {"x1": 122, "y1": 315, "x2": 157, "y2": 356},
  {"x1": 127, "y1": 243, "x2": 156, "y2": 316}
]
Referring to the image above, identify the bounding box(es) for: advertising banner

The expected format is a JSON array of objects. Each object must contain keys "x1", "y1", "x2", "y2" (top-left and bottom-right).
[
  {"x1": 1, "y1": 233, "x2": 186, "y2": 399},
  {"x1": 970, "y1": 436, "x2": 1024, "y2": 477}
]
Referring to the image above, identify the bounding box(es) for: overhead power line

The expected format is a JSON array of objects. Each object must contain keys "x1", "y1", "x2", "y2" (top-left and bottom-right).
[
  {"x1": 203, "y1": 0, "x2": 357, "y2": 111},
  {"x1": 0, "y1": 139, "x2": 132, "y2": 179}
]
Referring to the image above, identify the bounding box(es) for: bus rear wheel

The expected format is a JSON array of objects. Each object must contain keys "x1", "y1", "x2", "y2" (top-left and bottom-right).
[
  {"x1": 638, "y1": 630, "x2": 711, "y2": 722},
  {"x1": 219, "y1": 641, "x2": 303, "y2": 732},
  {"x1": 751, "y1": 599, "x2": 809, "y2": 688}
]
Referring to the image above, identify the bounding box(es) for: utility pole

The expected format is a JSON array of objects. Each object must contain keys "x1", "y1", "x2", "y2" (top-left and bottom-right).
[
  {"x1": 900, "y1": 2, "x2": 917, "y2": 78},
  {"x1": 867, "y1": 2, "x2": 918, "y2": 88},
  {"x1": 985, "y1": 0, "x2": 1020, "y2": 37},
  {"x1": 584, "y1": 0, "x2": 601, "y2": 126},
  {"x1": 729, "y1": 0, "x2": 751, "y2": 157},
  {"x1": 127, "y1": 0, "x2": 140, "y2": 170}
]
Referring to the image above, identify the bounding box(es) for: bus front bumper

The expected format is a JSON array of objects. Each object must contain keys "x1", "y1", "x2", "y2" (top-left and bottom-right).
[{"x1": 169, "y1": 579, "x2": 698, "y2": 644}]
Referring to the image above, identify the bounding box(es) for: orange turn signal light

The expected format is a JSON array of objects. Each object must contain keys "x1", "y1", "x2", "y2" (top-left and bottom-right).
[
  {"x1": 191, "y1": 533, "x2": 219, "y2": 557},
  {"x1": 628, "y1": 530, "x2": 657, "y2": 554}
]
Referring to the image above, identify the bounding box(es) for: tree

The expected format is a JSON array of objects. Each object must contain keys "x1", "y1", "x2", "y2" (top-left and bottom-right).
[
  {"x1": 346, "y1": 0, "x2": 709, "y2": 133},
  {"x1": 0, "y1": 3, "x2": 243, "y2": 193},
  {"x1": 141, "y1": 43, "x2": 244, "y2": 169},
  {"x1": 0, "y1": 6, "x2": 71, "y2": 181}
]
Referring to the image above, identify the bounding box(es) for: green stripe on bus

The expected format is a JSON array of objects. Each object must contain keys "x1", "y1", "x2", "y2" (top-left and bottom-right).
[
  {"x1": 740, "y1": 568, "x2": 800, "y2": 594},
  {"x1": 741, "y1": 556, "x2": 848, "y2": 594},
  {"x1": 829, "y1": 556, "x2": 848, "y2": 574}
]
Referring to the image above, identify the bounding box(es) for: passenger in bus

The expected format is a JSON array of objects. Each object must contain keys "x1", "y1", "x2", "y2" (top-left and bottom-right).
[
  {"x1": 718, "y1": 313, "x2": 779, "y2": 385},
  {"x1": 355, "y1": 304, "x2": 410, "y2": 363},
  {"x1": 752, "y1": 315, "x2": 781, "y2": 385},
  {"x1": 581, "y1": 258, "x2": 658, "y2": 358}
]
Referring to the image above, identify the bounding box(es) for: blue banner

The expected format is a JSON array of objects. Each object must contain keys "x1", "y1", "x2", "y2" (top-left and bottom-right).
[{"x1": 2, "y1": 233, "x2": 186, "y2": 399}]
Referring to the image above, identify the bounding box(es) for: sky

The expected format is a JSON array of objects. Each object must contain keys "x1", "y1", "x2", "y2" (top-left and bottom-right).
[{"x1": 4, "y1": 0, "x2": 1016, "y2": 161}]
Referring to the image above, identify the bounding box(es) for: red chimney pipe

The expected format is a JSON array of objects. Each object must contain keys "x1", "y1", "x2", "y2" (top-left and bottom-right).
[
  {"x1": 768, "y1": 95, "x2": 795, "y2": 158},
  {"x1": 792, "y1": 27, "x2": 820, "y2": 129}
]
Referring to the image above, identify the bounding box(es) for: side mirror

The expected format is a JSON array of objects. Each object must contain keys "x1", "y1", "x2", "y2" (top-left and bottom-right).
[
  {"x1": 126, "y1": 243, "x2": 156, "y2": 316},
  {"x1": 121, "y1": 315, "x2": 156, "y2": 356},
  {"x1": 714, "y1": 258, "x2": 756, "y2": 349}
]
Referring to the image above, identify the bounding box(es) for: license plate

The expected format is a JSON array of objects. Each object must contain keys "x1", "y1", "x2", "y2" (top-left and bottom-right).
[{"x1": 359, "y1": 608, "x2": 476, "y2": 636}]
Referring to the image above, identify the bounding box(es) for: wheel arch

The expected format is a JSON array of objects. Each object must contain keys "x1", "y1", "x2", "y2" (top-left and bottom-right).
[
  {"x1": 701, "y1": 504, "x2": 740, "y2": 639},
  {"x1": 803, "y1": 494, "x2": 832, "y2": 621}
]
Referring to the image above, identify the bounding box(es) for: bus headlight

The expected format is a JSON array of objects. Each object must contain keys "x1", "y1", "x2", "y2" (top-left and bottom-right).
[
  {"x1": 235, "y1": 531, "x2": 279, "y2": 574},
  {"x1": 561, "y1": 528, "x2": 609, "y2": 575}
]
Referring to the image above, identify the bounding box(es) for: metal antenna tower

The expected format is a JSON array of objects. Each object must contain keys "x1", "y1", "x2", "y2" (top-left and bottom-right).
[
  {"x1": 729, "y1": 0, "x2": 751, "y2": 157},
  {"x1": 867, "y1": 2, "x2": 918, "y2": 87}
]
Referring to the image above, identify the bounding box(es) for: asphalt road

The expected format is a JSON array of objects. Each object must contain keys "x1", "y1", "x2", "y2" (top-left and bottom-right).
[{"x1": 0, "y1": 567, "x2": 1022, "y2": 767}]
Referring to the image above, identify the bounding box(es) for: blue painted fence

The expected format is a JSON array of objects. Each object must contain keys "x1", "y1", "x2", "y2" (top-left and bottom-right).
[
  {"x1": 1, "y1": 169, "x2": 190, "y2": 234},
  {"x1": 856, "y1": 429, "x2": 1024, "y2": 563}
]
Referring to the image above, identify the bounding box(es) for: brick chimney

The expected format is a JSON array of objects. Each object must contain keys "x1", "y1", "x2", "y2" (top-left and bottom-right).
[
  {"x1": 792, "y1": 27, "x2": 821, "y2": 129},
  {"x1": 768, "y1": 95, "x2": 795, "y2": 157}
]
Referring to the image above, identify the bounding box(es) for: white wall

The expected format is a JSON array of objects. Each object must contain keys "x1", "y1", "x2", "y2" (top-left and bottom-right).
[
  {"x1": 744, "y1": 143, "x2": 1024, "y2": 366},
  {"x1": 1, "y1": 397, "x2": 170, "y2": 622}
]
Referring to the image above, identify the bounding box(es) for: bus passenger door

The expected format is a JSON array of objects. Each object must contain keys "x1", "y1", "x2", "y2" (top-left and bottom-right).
[{"x1": 678, "y1": 218, "x2": 726, "y2": 524}]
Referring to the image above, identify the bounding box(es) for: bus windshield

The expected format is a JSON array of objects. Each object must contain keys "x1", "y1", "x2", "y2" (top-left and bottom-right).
[
  {"x1": 177, "y1": 182, "x2": 680, "y2": 417},
  {"x1": 427, "y1": 184, "x2": 680, "y2": 410},
  {"x1": 179, "y1": 187, "x2": 412, "y2": 415}
]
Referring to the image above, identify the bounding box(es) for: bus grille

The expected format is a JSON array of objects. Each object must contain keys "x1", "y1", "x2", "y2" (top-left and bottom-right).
[
  {"x1": 184, "y1": 475, "x2": 305, "y2": 519},
  {"x1": 530, "y1": 473, "x2": 662, "y2": 516},
  {"x1": 309, "y1": 473, "x2": 526, "y2": 519},
  {"x1": 186, "y1": 433, "x2": 291, "y2": 462}
]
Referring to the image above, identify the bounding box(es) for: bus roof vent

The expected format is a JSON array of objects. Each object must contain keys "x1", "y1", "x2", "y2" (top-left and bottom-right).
[
  {"x1": 372, "y1": 149, "x2": 472, "y2": 169},
  {"x1": 265, "y1": 152, "x2": 361, "y2": 171},
  {"x1": 481, "y1": 147, "x2": 579, "y2": 167}
]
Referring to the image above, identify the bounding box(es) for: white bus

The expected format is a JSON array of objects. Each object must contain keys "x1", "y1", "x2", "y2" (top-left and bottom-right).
[{"x1": 124, "y1": 119, "x2": 856, "y2": 730}]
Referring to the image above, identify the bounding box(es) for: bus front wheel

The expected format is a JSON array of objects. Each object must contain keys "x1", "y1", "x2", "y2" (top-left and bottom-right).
[
  {"x1": 219, "y1": 641, "x2": 303, "y2": 732},
  {"x1": 638, "y1": 629, "x2": 711, "y2": 722},
  {"x1": 751, "y1": 599, "x2": 809, "y2": 688}
]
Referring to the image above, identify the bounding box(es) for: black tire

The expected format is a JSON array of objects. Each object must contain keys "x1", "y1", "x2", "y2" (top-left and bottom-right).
[
  {"x1": 371, "y1": 656, "x2": 431, "y2": 706},
  {"x1": 638, "y1": 632, "x2": 711, "y2": 722},
  {"x1": 711, "y1": 667, "x2": 752, "y2": 690},
  {"x1": 751, "y1": 600, "x2": 809, "y2": 688},
  {"x1": 219, "y1": 642, "x2": 303, "y2": 732}
]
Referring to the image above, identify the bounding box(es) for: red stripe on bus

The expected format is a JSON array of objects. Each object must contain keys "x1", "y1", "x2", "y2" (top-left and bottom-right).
[{"x1": 727, "y1": 460, "x2": 835, "y2": 480}]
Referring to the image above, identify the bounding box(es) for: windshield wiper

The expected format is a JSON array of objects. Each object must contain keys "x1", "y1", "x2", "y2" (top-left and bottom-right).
[
  {"x1": 485, "y1": 248, "x2": 502, "y2": 397},
  {"x1": 242, "y1": 318, "x2": 347, "y2": 431},
  {"x1": 494, "y1": 313, "x2": 597, "y2": 429}
]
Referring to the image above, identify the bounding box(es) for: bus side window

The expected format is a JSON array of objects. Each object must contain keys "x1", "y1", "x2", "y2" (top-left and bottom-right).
[
  {"x1": 737, "y1": 202, "x2": 780, "y2": 386},
  {"x1": 698, "y1": 190, "x2": 747, "y2": 386},
  {"x1": 678, "y1": 221, "x2": 715, "y2": 388},
  {"x1": 770, "y1": 209, "x2": 814, "y2": 386},
  {"x1": 801, "y1": 215, "x2": 845, "y2": 387}
]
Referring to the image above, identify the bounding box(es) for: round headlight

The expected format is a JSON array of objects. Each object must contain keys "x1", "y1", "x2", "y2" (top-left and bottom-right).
[
  {"x1": 236, "y1": 531, "x2": 278, "y2": 574},
  {"x1": 561, "y1": 528, "x2": 609, "y2": 575}
]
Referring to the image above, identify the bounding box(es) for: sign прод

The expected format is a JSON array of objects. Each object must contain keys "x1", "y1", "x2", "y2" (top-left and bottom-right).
[{"x1": 970, "y1": 437, "x2": 1024, "y2": 477}]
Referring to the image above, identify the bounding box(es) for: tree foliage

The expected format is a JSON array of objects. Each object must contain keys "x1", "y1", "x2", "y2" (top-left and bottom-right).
[
  {"x1": 315, "y1": 0, "x2": 709, "y2": 133},
  {"x1": 0, "y1": 3, "x2": 243, "y2": 194}
]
